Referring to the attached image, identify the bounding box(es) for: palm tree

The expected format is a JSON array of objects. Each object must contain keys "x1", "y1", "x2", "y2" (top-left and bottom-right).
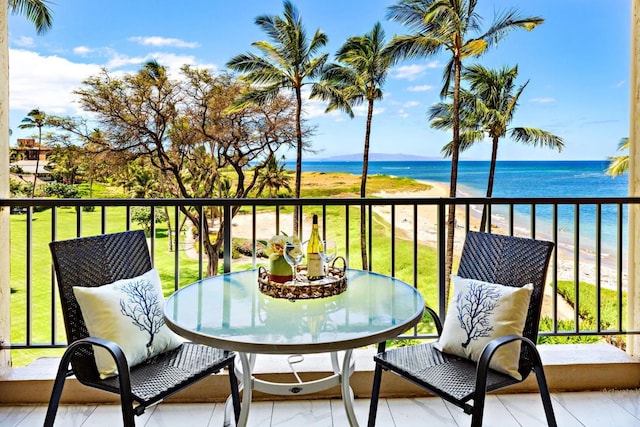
[
  {"x1": 432, "y1": 64, "x2": 564, "y2": 231},
  {"x1": 607, "y1": 137, "x2": 629, "y2": 177},
  {"x1": 8, "y1": 0, "x2": 53, "y2": 34},
  {"x1": 226, "y1": 0, "x2": 328, "y2": 236},
  {"x1": 18, "y1": 108, "x2": 48, "y2": 197},
  {"x1": 387, "y1": 0, "x2": 544, "y2": 303},
  {"x1": 256, "y1": 155, "x2": 292, "y2": 197},
  {"x1": 312, "y1": 22, "x2": 392, "y2": 270}
]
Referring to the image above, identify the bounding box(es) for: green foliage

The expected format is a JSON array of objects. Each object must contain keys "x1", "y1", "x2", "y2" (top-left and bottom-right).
[
  {"x1": 556, "y1": 280, "x2": 626, "y2": 331},
  {"x1": 537, "y1": 317, "x2": 601, "y2": 345},
  {"x1": 130, "y1": 206, "x2": 168, "y2": 235},
  {"x1": 10, "y1": 180, "x2": 31, "y2": 197},
  {"x1": 42, "y1": 182, "x2": 79, "y2": 199}
]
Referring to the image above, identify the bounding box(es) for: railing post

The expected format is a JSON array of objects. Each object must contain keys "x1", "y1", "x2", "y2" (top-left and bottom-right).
[
  {"x1": 628, "y1": 0, "x2": 640, "y2": 357},
  {"x1": 0, "y1": 0, "x2": 9, "y2": 367},
  {"x1": 223, "y1": 203, "x2": 232, "y2": 274}
]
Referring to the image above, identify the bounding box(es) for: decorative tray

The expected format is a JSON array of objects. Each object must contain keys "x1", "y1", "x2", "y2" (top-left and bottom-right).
[{"x1": 258, "y1": 257, "x2": 347, "y2": 300}]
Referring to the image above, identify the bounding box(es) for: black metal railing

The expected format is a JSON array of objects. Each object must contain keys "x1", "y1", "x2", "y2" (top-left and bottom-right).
[{"x1": 0, "y1": 196, "x2": 636, "y2": 363}]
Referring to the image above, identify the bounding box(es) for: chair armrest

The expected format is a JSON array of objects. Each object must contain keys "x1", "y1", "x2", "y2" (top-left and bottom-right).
[
  {"x1": 424, "y1": 305, "x2": 443, "y2": 336},
  {"x1": 63, "y1": 337, "x2": 132, "y2": 390},
  {"x1": 475, "y1": 334, "x2": 541, "y2": 390}
]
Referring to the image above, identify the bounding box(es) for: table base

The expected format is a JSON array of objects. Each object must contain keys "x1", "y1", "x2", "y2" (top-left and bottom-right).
[{"x1": 225, "y1": 351, "x2": 358, "y2": 426}]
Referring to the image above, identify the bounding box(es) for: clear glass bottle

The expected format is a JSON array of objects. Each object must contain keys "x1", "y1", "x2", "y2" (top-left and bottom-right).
[{"x1": 306, "y1": 214, "x2": 324, "y2": 280}]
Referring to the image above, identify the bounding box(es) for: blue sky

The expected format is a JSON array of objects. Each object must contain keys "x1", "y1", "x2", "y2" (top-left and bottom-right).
[{"x1": 7, "y1": 0, "x2": 631, "y2": 161}]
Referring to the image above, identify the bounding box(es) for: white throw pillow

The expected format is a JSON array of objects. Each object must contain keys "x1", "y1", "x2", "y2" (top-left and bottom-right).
[
  {"x1": 435, "y1": 275, "x2": 533, "y2": 380},
  {"x1": 73, "y1": 268, "x2": 184, "y2": 379}
]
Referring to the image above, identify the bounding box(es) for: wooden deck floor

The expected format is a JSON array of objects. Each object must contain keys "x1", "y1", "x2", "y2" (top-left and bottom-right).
[{"x1": 1, "y1": 389, "x2": 639, "y2": 426}]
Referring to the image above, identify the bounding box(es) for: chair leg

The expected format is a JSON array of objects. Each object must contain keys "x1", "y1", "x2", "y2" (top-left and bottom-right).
[
  {"x1": 228, "y1": 362, "x2": 241, "y2": 423},
  {"x1": 470, "y1": 393, "x2": 486, "y2": 427},
  {"x1": 367, "y1": 362, "x2": 384, "y2": 427},
  {"x1": 44, "y1": 362, "x2": 73, "y2": 427},
  {"x1": 534, "y1": 365, "x2": 558, "y2": 427}
]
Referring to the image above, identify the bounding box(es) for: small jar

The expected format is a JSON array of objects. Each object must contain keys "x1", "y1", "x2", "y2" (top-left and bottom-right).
[{"x1": 269, "y1": 255, "x2": 293, "y2": 283}]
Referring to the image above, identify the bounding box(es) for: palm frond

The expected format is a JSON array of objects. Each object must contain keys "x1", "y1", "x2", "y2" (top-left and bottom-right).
[
  {"x1": 508, "y1": 127, "x2": 564, "y2": 151},
  {"x1": 9, "y1": 0, "x2": 53, "y2": 34}
]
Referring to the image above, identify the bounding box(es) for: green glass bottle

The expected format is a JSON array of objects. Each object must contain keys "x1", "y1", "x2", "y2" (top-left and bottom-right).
[{"x1": 306, "y1": 214, "x2": 324, "y2": 280}]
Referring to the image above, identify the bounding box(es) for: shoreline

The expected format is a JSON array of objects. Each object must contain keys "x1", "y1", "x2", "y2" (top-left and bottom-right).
[{"x1": 373, "y1": 180, "x2": 626, "y2": 291}]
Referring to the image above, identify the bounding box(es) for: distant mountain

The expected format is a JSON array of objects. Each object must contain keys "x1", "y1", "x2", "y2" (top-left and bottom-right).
[{"x1": 307, "y1": 153, "x2": 443, "y2": 162}]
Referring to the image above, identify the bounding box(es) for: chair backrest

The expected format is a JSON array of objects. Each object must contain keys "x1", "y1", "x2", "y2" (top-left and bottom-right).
[
  {"x1": 50, "y1": 230, "x2": 152, "y2": 378},
  {"x1": 456, "y1": 231, "x2": 554, "y2": 377}
]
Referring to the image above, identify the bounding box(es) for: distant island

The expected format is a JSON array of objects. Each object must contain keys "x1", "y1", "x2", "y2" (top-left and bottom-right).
[{"x1": 306, "y1": 153, "x2": 444, "y2": 162}]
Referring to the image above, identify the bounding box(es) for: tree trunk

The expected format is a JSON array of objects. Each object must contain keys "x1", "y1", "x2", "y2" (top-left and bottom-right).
[
  {"x1": 0, "y1": 0, "x2": 11, "y2": 367},
  {"x1": 360, "y1": 99, "x2": 374, "y2": 271},
  {"x1": 293, "y1": 85, "x2": 303, "y2": 237},
  {"x1": 444, "y1": 56, "x2": 463, "y2": 307},
  {"x1": 480, "y1": 136, "x2": 500, "y2": 232}
]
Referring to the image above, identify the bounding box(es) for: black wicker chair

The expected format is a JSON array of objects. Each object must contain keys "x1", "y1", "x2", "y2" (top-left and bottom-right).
[
  {"x1": 45, "y1": 230, "x2": 241, "y2": 427},
  {"x1": 368, "y1": 231, "x2": 557, "y2": 427}
]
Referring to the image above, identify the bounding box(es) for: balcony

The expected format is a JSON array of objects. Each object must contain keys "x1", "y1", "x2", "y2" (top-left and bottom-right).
[{"x1": 0, "y1": 196, "x2": 639, "y2": 425}]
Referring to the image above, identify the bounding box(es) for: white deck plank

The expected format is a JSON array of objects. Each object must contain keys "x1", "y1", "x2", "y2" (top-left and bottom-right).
[
  {"x1": 385, "y1": 397, "x2": 457, "y2": 426},
  {"x1": 2, "y1": 391, "x2": 639, "y2": 426},
  {"x1": 269, "y1": 400, "x2": 332, "y2": 426},
  {"x1": 553, "y1": 391, "x2": 640, "y2": 427}
]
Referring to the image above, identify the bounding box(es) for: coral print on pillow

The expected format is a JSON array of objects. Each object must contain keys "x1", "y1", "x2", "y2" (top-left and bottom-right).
[
  {"x1": 73, "y1": 268, "x2": 183, "y2": 379},
  {"x1": 435, "y1": 275, "x2": 533, "y2": 380}
]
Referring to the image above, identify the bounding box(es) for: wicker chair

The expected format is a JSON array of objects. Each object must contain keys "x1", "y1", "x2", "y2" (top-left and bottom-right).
[
  {"x1": 368, "y1": 231, "x2": 557, "y2": 427},
  {"x1": 45, "y1": 230, "x2": 241, "y2": 427}
]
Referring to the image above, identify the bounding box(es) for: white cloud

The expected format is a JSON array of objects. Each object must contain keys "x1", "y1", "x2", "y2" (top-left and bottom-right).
[
  {"x1": 393, "y1": 64, "x2": 427, "y2": 80},
  {"x1": 530, "y1": 97, "x2": 556, "y2": 104},
  {"x1": 9, "y1": 49, "x2": 101, "y2": 114},
  {"x1": 73, "y1": 46, "x2": 93, "y2": 55},
  {"x1": 129, "y1": 36, "x2": 200, "y2": 49},
  {"x1": 13, "y1": 36, "x2": 34, "y2": 48},
  {"x1": 392, "y1": 61, "x2": 441, "y2": 80},
  {"x1": 403, "y1": 101, "x2": 420, "y2": 108},
  {"x1": 613, "y1": 80, "x2": 625, "y2": 88},
  {"x1": 407, "y1": 84, "x2": 433, "y2": 92},
  {"x1": 396, "y1": 109, "x2": 409, "y2": 119}
]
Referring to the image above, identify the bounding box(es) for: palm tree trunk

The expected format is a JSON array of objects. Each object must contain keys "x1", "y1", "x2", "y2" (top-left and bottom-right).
[
  {"x1": 444, "y1": 57, "x2": 463, "y2": 306},
  {"x1": 360, "y1": 99, "x2": 374, "y2": 270},
  {"x1": 480, "y1": 136, "x2": 499, "y2": 232},
  {"x1": 293, "y1": 86, "x2": 303, "y2": 237}
]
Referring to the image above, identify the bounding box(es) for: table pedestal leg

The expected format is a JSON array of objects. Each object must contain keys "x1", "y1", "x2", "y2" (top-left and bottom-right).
[
  {"x1": 225, "y1": 352, "x2": 253, "y2": 427},
  {"x1": 339, "y1": 349, "x2": 358, "y2": 426}
]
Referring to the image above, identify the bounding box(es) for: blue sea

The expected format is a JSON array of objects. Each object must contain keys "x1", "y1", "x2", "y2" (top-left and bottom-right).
[{"x1": 293, "y1": 160, "x2": 629, "y2": 259}]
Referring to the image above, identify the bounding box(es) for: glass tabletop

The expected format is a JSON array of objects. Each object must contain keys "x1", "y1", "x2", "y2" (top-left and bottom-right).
[{"x1": 164, "y1": 269, "x2": 424, "y2": 354}]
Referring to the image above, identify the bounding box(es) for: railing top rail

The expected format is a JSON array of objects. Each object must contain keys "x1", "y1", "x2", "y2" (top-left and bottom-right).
[{"x1": 1, "y1": 196, "x2": 639, "y2": 208}]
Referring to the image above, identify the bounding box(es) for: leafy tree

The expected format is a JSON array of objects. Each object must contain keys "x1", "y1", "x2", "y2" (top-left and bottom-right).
[
  {"x1": 58, "y1": 63, "x2": 299, "y2": 276},
  {"x1": 312, "y1": 22, "x2": 392, "y2": 270},
  {"x1": 131, "y1": 206, "x2": 168, "y2": 236},
  {"x1": 18, "y1": 108, "x2": 49, "y2": 197},
  {"x1": 432, "y1": 64, "x2": 563, "y2": 231},
  {"x1": 387, "y1": 0, "x2": 544, "y2": 303},
  {"x1": 255, "y1": 155, "x2": 291, "y2": 198},
  {"x1": 42, "y1": 182, "x2": 79, "y2": 199},
  {"x1": 227, "y1": 0, "x2": 328, "y2": 236},
  {"x1": 606, "y1": 137, "x2": 629, "y2": 177}
]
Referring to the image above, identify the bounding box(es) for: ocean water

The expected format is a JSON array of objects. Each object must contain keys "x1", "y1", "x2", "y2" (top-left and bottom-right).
[{"x1": 295, "y1": 160, "x2": 629, "y2": 257}]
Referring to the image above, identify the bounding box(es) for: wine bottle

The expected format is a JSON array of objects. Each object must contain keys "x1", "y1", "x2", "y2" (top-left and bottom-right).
[{"x1": 306, "y1": 214, "x2": 324, "y2": 280}]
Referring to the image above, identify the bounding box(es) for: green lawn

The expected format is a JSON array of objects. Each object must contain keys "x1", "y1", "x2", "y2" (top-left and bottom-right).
[{"x1": 9, "y1": 204, "x2": 441, "y2": 366}]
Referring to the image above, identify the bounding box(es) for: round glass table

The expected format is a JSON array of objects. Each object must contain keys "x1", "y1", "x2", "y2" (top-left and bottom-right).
[{"x1": 164, "y1": 268, "x2": 424, "y2": 426}]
